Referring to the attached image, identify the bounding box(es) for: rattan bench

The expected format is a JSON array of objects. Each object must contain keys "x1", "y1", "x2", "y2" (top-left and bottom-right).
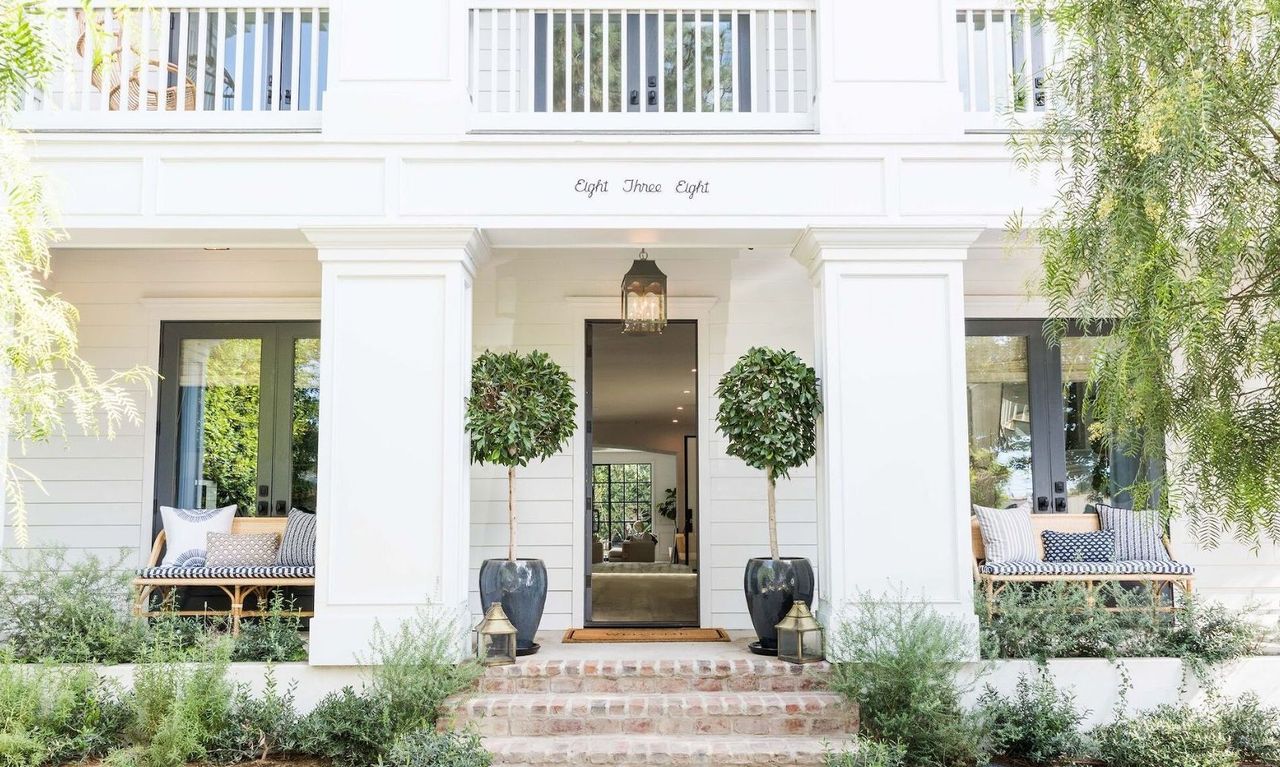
[
  {"x1": 971, "y1": 512, "x2": 1194, "y2": 617},
  {"x1": 132, "y1": 516, "x2": 314, "y2": 634}
]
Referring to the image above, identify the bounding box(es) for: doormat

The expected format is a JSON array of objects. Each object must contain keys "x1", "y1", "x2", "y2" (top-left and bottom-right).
[{"x1": 561, "y1": 627, "x2": 731, "y2": 643}]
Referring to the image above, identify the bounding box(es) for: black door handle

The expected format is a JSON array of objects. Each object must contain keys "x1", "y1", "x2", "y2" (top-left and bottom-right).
[
  {"x1": 1054, "y1": 497, "x2": 1068, "y2": 512},
  {"x1": 257, "y1": 500, "x2": 268, "y2": 515},
  {"x1": 1036, "y1": 496, "x2": 1049, "y2": 511},
  {"x1": 275, "y1": 500, "x2": 287, "y2": 515}
]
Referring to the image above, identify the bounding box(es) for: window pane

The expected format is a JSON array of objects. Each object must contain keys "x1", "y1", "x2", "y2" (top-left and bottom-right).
[
  {"x1": 290, "y1": 338, "x2": 320, "y2": 513},
  {"x1": 966, "y1": 336, "x2": 1033, "y2": 508},
  {"x1": 176, "y1": 338, "x2": 262, "y2": 513},
  {"x1": 1061, "y1": 336, "x2": 1113, "y2": 511}
]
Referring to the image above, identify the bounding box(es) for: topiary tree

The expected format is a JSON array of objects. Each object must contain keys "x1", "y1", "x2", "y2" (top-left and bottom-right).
[
  {"x1": 466, "y1": 350, "x2": 576, "y2": 562},
  {"x1": 715, "y1": 347, "x2": 821, "y2": 561}
]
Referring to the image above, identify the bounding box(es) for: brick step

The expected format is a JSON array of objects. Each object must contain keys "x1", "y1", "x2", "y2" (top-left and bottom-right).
[
  {"x1": 484, "y1": 734, "x2": 856, "y2": 766},
  {"x1": 448, "y1": 691, "x2": 857, "y2": 737},
  {"x1": 478, "y1": 658, "x2": 833, "y2": 694}
]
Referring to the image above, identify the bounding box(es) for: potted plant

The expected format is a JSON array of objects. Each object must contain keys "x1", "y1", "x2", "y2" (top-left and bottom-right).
[
  {"x1": 467, "y1": 350, "x2": 576, "y2": 655},
  {"x1": 715, "y1": 347, "x2": 822, "y2": 656}
]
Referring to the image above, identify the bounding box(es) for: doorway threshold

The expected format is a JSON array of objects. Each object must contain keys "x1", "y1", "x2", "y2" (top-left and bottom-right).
[{"x1": 563, "y1": 627, "x2": 730, "y2": 643}]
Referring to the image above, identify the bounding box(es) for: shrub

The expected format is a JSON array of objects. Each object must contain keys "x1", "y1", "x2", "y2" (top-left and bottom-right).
[
  {"x1": 0, "y1": 732, "x2": 43, "y2": 767},
  {"x1": 365, "y1": 610, "x2": 482, "y2": 733},
  {"x1": 0, "y1": 662, "x2": 128, "y2": 765},
  {"x1": 1093, "y1": 705, "x2": 1239, "y2": 767},
  {"x1": 119, "y1": 648, "x2": 238, "y2": 767},
  {"x1": 1215, "y1": 693, "x2": 1280, "y2": 765},
  {"x1": 207, "y1": 671, "x2": 299, "y2": 764},
  {"x1": 292, "y1": 687, "x2": 391, "y2": 767},
  {"x1": 826, "y1": 595, "x2": 987, "y2": 767},
  {"x1": 387, "y1": 729, "x2": 492, "y2": 767},
  {"x1": 979, "y1": 672, "x2": 1087, "y2": 765},
  {"x1": 229, "y1": 592, "x2": 307, "y2": 663},
  {"x1": 822, "y1": 736, "x2": 906, "y2": 767},
  {"x1": 0, "y1": 549, "x2": 147, "y2": 664},
  {"x1": 978, "y1": 582, "x2": 1262, "y2": 665}
]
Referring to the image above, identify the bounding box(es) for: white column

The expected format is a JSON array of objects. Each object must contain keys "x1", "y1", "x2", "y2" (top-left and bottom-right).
[
  {"x1": 304, "y1": 227, "x2": 485, "y2": 666},
  {"x1": 794, "y1": 228, "x2": 981, "y2": 642}
]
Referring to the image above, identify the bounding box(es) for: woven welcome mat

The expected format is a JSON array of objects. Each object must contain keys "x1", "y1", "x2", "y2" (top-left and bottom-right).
[{"x1": 561, "y1": 627, "x2": 731, "y2": 643}]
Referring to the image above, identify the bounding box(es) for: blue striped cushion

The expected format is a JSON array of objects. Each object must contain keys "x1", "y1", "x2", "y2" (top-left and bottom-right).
[
  {"x1": 1096, "y1": 504, "x2": 1170, "y2": 561},
  {"x1": 979, "y1": 560, "x2": 1193, "y2": 576},
  {"x1": 1042, "y1": 529, "x2": 1114, "y2": 563},
  {"x1": 277, "y1": 508, "x2": 317, "y2": 567},
  {"x1": 137, "y1": 565, "x2": 314, "y2": 579},
  {"x1": 974, "y1": 504, "x2": 1041, "y2": 563}
]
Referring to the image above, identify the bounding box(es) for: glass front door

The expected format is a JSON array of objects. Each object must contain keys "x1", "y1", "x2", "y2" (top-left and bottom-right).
[{"x1": 155, "y1": 322, "x2": 320, "y2": 531}]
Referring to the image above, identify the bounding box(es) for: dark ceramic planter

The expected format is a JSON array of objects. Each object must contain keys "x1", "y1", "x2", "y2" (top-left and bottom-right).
[
  {"x1": 479, "y1": 558, "x2": 547, "y2": 655},
  {"x1": 743, "y1": 556, "x2": 815, "y2": 655}
]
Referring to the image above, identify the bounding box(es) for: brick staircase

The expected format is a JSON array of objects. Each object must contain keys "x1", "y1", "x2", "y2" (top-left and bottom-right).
[{"x1": 442, "y1": 657, "x2": 858, "y2": 766}]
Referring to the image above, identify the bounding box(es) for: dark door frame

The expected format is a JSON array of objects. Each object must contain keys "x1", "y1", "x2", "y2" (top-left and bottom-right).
[{"x1": 582, "y1": 318, "x2": 699, "y2": 628}]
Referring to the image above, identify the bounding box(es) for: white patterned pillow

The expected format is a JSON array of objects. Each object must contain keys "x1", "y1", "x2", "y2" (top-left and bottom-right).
[
  {"x1": 1096, "y1": 504, "x2": 1171, "y2": 561},
  {"x1": 206, "y1": 532, "x2": 280, "y2": 568},
  {"x1": 974, "y1": 504, "x2": 1041, "y2": 563},
  {"x1": 159, "y1": 505, "x2": 236, "y2": 567},
  {"x1": 277, "y1": 508, "x2": 317, "y2": 567}
]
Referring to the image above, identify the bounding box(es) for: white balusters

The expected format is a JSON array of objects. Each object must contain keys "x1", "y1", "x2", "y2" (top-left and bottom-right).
[{"x1": 957, "y1": 4, "x2": 1052, "y2": 122}]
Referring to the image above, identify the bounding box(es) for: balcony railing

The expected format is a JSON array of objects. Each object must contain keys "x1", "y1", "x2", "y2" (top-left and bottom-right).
[
  {"x1": 16, "y1": 1, "x2": 329, "y2": 130},
  {"x1": 467, "y1": 2, "x2": 817, "y2": 132},
  {"x1": 956, "y1": 5, "x2": 1054, "y2": 130}
]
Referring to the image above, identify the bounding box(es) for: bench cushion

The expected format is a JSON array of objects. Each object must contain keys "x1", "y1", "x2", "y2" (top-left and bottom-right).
[
  {"x1": 979, "y1": 560, "x2": 1194, "y2": 576},
  {"x1": 136, "y1": 565, "x2": 315, "y2": 580}
]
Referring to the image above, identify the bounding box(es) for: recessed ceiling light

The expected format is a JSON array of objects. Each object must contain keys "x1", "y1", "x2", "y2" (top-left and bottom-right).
[
  {"x1": 691, "y1": 368, "x2": 697, "y2": 373},
  {"x1": 672, "y1": 419, "x2": 679, "y2": 423},
  {"x1": 683, "y1": 389, "x2": 691, "y2": 395},
  {"x1": 676, "y1": 406, "x2": 684, "y2": 411}
]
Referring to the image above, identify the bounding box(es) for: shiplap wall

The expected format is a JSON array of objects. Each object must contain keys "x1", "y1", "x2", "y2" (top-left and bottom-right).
[
  {"x1": 471, "y1": 247, "x2": 816, "y2": 631},
  {"x1": 0, "y1": 248, "x2": 322, "y2": 565}
]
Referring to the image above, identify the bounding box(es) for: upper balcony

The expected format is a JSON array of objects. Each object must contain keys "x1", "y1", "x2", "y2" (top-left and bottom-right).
[
  {"x1": 955, "y1": 3, "x2": 1053, "y2": 132},
  {"x1": 465, "y1": 2, "x2": 817, "y2": 132},
  {"x1": 15, "y1": 1, "x2": 329, "y2": 131}
]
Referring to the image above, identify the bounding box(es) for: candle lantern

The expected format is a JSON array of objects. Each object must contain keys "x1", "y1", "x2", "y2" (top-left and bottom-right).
[
  {"x1": 621, "y1": 249, "x2": 668, "y2": 335},
  {"x1": 475, "y1": 603, "x2": 518, "y2": 666},
  {"x1": 775, "y1": 601, "x2": 825, "y2": 664}
]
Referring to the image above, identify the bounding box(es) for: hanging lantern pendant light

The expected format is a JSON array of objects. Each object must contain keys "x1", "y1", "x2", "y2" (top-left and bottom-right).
[{"x1": 621, "y1": 248, "x2": 668, "y2": 335}]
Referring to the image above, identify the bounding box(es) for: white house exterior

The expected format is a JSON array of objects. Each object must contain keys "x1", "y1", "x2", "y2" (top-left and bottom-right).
[{"x1": 5, "y1": 0, "x2": 1279, "y2": 666}]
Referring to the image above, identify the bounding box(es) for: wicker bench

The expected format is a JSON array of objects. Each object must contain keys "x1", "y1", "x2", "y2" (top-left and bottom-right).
[
  {"x1": 133, "y1": 516, "x2": 314, "y2": 634},
  {"x1": 971, "y1": 512, "x2": 1194, "y2": 617}
]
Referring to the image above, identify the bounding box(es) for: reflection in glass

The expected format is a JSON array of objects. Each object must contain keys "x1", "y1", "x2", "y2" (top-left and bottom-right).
[
  {"x1": 291, "y1": 338, "x2": 320, "y2": 513},
  {"x1": 966, "y1": 336, "x2": 1033, "y2": 508},
  {"x1": 592, "y1": 462, "x2": 653, "y2": 543},
  {"x1": 1062, "y1": 336, "x2": 1114, "y2": 512},
  {"x1": 175, "y1": 338, "x2": 261, "y2": 513}
]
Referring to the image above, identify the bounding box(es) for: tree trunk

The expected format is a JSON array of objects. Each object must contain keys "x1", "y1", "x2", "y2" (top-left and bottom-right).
[
  {"x1": 508, "y1": 465, "x2": 517, "y2": 562},
  {"x1": 767, "y1": 467, "x2": 780, "y2": 561}
]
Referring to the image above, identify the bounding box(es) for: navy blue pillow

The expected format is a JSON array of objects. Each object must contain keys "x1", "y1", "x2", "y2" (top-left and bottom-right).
[{"x1": 1041, "y1": 529, "x2": 1115, "y2": 563}]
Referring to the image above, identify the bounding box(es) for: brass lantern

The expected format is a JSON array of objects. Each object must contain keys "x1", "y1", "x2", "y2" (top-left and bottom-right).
[
  {"x1": 776, "y1": 601, "x2": 825, "y2": 664},
  {"x1": 475, "y1": 603, "x2": 518, "y2": 666},
  {"x1": 621, "y1": 249, "x2": 668, "y2": 335}
]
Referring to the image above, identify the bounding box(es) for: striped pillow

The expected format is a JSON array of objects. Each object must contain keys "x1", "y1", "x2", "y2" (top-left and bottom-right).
[
  {"x1": 277, "y1": 508, "x2": 317, "y2": 567},
  {"x1": 974, "y1": 504, "x2": 1041, "y2": 563},
  {"x1": 1096, "y1": 504, "x2": 1170, "y2": 562}
]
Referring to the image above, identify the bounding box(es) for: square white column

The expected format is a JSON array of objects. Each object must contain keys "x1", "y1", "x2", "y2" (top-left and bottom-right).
[
  {"x1": 304, "y1": 227, "x2": 486, "y2": 665},
  {"x1": 795, "y1": 228, "x2": 982, "y2": 640}
]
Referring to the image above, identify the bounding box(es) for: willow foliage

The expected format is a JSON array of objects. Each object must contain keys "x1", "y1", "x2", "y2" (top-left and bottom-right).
[
  {"x1": 1, "y1": 1, "x2": 151, "y2": 545},
  {"x1": 1017, "y1": 0, "x2": 1280, "y2": 546}
]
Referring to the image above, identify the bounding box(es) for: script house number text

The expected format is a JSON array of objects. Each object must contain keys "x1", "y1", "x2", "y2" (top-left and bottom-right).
[{"x1": 575, "y1": 178, "x2": 711, "y2": 200}]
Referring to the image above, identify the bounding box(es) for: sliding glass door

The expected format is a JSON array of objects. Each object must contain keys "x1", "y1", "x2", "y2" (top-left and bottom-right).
[
  {"x1": 155, "y1": 322, "x2": 319, "y2": 532},
  {"x1": 966, "y1": 320, "x2": 1134, "y2": 513}
]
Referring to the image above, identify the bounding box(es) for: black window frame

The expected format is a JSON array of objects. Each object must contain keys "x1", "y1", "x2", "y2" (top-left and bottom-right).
[{"x1": 591, "y1": 462, "x2": 653, "y2": 542}]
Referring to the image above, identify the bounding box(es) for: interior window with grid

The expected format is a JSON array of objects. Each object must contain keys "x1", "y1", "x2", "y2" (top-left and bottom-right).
[{"x1": 592, "y1": 463, "x2": 652, "y2": 543}]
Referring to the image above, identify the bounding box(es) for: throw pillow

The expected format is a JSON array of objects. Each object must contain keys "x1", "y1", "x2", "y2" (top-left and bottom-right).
[
  {"x1": 277, "y1": 508, "x2": 317, "y2": 567},
  {"x1": 206, "y1": 532, "x2": 280, "y2": 568},
  {"x1": 1042, "y1": 529, "x2": 1115, "y2": 563},
  {"x1": 159, "y1": 505, "x2": 236, "y2": 567},
  {"x1": 1096, "y1": 503, "x2": 1171, "y2": 561},
  {"x1": 974, "y1": 504, "x2": 1041, "y2": 563}
]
